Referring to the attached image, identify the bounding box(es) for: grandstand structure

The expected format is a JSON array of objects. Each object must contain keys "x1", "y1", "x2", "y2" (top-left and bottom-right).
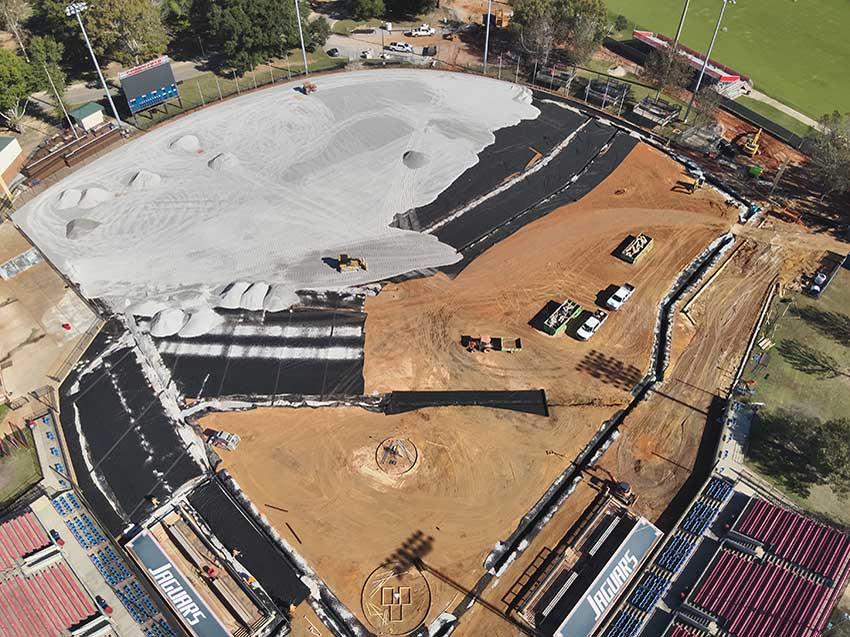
[
  {"x1": 0, "y1": 508, "x2": 112, "y2": 637},
  {"x1": 505, "y1": 489, "x2": 662, "y2": 637},
  {"x1": 596, "y1": 475, "x2": 850, "y2": 637},
  {"x1": 584, "y1": 78, "x2": 630, "y2": 114}
]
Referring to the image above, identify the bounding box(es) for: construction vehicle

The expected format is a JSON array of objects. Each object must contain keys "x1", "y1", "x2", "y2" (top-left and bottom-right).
[
  {"x1": 208, "y1": 430, "x2": 240, "y2": 451},
  {"x1": 337, "y1": 254, "x2": 367, "y2": 272},
  {"x1": 461, "y1": 335, "x2": 523, "y2": 353},
  {"x1": 541, "y1": 299, "x2": 582, "y2": 336},
  {"x1": 605, "y1": 284, "x2": 635, "y2": 311},
  {"x1": 741, "y1": 128, "x2": 762, "y2": 157},
  {"x1": 586, "y1": 465, "x2": 637, "y2": 505},
  {"x1": 576, "y1": 310, "x2": 608, "y2": 341},
  {"x1": 301, "y1": 80, "x2": 318, "y2": 94}
]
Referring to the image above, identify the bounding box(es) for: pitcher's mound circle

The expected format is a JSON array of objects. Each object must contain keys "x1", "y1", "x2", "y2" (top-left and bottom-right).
[
  {"x1": 376, "y1": 438, "x2": 418, "y2": 475},
  {"x1": 361, "y1": 563, "x2": 431, "y2": 635}
]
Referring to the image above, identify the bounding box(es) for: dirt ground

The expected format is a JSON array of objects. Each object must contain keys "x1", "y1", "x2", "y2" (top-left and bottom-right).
[
  {"x1": 364, "y1": 143, "x2": 737, "y2": 405},
  {"x1": 0, "y1": 220, "x2": 99, "y2": 420},
  {"x1": 204, "y1": 143, "x2": 746, "y2": 635}
]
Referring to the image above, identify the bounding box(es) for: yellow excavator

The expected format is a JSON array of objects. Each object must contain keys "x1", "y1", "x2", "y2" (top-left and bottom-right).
[{"x1": 741, "y1": 128, "x2": 763, "y2": 158}]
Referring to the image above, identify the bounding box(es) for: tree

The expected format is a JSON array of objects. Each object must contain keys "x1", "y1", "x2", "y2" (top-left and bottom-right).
[
  {"x1": 613, "y1": 14, "x2": 628, "y2": 32},
  {"x1": 384, "y1": 0, "x2": 435, "y2": 18},
  {"x1": 806, "y1": 112, "x2": 850, "y2": 196},
  {"x1": 0, "y1": 49, "x2": 35, "y2": 132},
  {"x1": 643, "y1": 47, "x2": 692, "y2": 99},
  {"x1": 688, "y1": 85, "x2": 721, "y2": 128},
  {"x1": 308, "y1": 17, "x2": 331, "y2": 51},
  {"x1": 28, "y1": 35, "x2": 66, "y2": 97},
  {"x1": 511, "y1": 0, "x2": 606, "y2": 65},
  {"x1": 159, "y1": 0, "x2": 192, "y2": 37},
  {"x1": 777, "y1": 340, "x2": 848, "y2": 380},
  {"x1": 0, "y1": 0, "x2": 30, "y2": 57},
  {"x1": 352, "y1": 0, "x2": 384, "y2": 20},
  {"x1": 207, "y1": 0, "x2": 304, "y2": 71},
  {"x1": 817, "y1": 418, "x2": 850, "y2": 492},
  {"x1": 82, "y1": 0, "x2": 169, "y2": 65}
]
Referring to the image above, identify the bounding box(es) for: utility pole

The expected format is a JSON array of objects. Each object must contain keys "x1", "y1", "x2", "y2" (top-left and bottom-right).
[
  {"x1": 482, "y1": 0, "x2": 493, "y2": 75},
  {"x1": 43, "y1": 62, "x2": 79, "y2": 139},
  {"x1": 684, "y1": 0, "x2": 735, "y2": 123},
  {"x1": 64, "y1": 3, "x2": 124, "y2": 128},
  {"x1": 293, "y1": 0, "x2": 309, "y2": 76}
]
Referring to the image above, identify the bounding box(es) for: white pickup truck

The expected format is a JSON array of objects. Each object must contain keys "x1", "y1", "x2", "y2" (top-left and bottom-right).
[
  {"x1": 406, "y1": 24, "x2": 435, "y2": 37},
  {"x1": 577, "y1": 310, "x2": 608, "y2": 341},
  {"x1": 605, "y1": 283, "x2": 636, "y2": 310}
]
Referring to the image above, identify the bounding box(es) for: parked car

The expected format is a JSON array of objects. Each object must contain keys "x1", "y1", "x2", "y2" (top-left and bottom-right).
[
  {"x1": 406, "y1": 24, "x2": 435, "y2": 37},
  {"x1": 326, "y1": 47, "x2": 340, "y2": 57},
  {"x1": 387, "y1": 42, "x2": 414, "y2": 53},
  {"x1": 49, "y1": 529, "x2": 64, "y2": 546},
  {"x1": 360, "y1": 49, "x2": 374, "y2": 59},
  {"x1": 605, "y1": 283, "x2": 636, "y2": 310},
  {"x1": 576, "y1": 310, "x2": 608, "y2": 341}
]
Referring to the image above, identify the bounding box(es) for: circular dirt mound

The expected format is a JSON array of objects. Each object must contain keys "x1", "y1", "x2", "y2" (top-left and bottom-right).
[
  {"x1": 362, "y1": 563, "x2": 431, "y2": 635},
  {"x1": 65, "y1": 218, "x2": 101, "y2": 240},
  {"x1": 170, "y1": 134, "x2": 201, "y2": 153},
  {"x1": 402, "y1": 151, "x2": 428, "y2": 169},
  {"x1": 376, "y1": 438, "x2": 418, "y2": 475},
  {"x1": 208, "y1": 152, "x2": 239, "y2": 171}
]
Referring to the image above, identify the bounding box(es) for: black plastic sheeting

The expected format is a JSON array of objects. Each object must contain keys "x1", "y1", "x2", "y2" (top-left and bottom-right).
[
  {"x1": 59, "y1": 321, "x2": 203, "y2": 536},
  {"x1": 434, "y1": 122, "x2": 616, "y2": 251},
  {"x1": 442, "y1": 132, "x2": 639, "y2": 276},
  {"x1": 188, "y1": 478, "x2": 310, "y2": 608},
  {"x1": 392, "y1": 99, "x2": 588, "y2": 231},
  {"x1": 158, "y1": 309, "x2": 365, "y2": 400},
  {"x1": 383, "y1": 390, "x2": 549, "y2": 416}
]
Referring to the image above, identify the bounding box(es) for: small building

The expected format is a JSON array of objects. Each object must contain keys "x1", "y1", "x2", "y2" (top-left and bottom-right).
[
  {"x1": 0, "y1": 136, "x2": 24, "y2": 184},
  {"x1": 68, "y1": 102, "x2": 105, "y2": 131}
]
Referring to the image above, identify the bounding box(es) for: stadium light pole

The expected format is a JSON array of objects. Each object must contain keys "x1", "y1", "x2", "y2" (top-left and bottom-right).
[
  {"x1": 683, "y1": 0, "x2": 735, "y2": 123},
  {"x1": 64, "y1": 2, "x2": 124, "y2": 128},
  {"x1": 483, "y1": 0, "x2": 493, "y2": 75},
  {"x1": 672, "y1": 0, "x2": 691, "y2": 50},
  {"x1": 293, "y1": 0, "x2": 310, "y2": 76}
]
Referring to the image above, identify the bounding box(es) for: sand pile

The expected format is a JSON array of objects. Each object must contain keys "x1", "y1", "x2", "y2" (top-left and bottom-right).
[
  {"x1": 129, "y1": 170, "x2": 162, "y2": 190},
  {"x1": 57, "y1": 189, "x2": 82, "y2": 210},
  {"x1": 171, "y1": 134, "x2": 201, "y2": 153},
  {"x1": 217, "y1": 281, "x2": 251, "y2": 309},
  {"x1": 65, "y1": 218, "x2": 101, "y2": 240},
  {"x1": 78, "y1": 188, "x2": 112, "y2": 210},
  {"x1": 403, "y1": 151, "x2": 428, "y2": 169},
  {"x1": 126, "y1": 299, "x2": 169, "y2": 317},
  {"x1": 208, "y1": 152, "x2": 239, "y2": 171},
  {"x1": 179, "y1": 307, "x2": 223, "y2": 338},
  {"x1": 240, "y1": 282, "x2": 269, "y2": 311},
  {"x1": 150, "y1": 308, "x2": 187, "y2": 337},
  {"x1": 14, "y1": 70, "x2": 539, "y2": 313}
]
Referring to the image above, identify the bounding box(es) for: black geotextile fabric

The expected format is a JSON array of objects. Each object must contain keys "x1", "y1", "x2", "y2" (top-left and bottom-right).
[
  {"x1": 392, "y1": 99, "x2": 589, "y2": 231},
  {"x1": 58, "y1": 322, "x2": 203, "y2": 536},
  {"x1": 159, "y1": 309, "x2": 366, "y2": 399},
  {"x1": 441, "y1": 132, "x2": 639, "y2": 276},
  {"x1": 188, "y1": 479, "x2": 310, "y2": 607},
  {"x1": 383, "y1": 389, "x2": 549, "y2": 416},
  {"x1": 435, "y1": 122, "x2": 616, "y2": 251}
]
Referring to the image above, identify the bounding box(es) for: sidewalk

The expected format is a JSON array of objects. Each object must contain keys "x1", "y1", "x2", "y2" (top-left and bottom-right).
[{"x1": 746, "y1": 89, "x2": 822, "y2": 131}]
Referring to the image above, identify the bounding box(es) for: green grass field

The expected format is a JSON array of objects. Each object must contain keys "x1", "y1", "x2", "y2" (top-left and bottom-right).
[
  {"x1": 735, "y1": 95, "x2": 813, "y2": 137},
  {"x1": 604, "y1": 0, "x2": 850, "y2": 119},
  {"x1": 743, "y1": 266, "x2": 850, "y2": 524},
  {"x1": 0, "y1": 428, "x2": 42, "y2": 507}
]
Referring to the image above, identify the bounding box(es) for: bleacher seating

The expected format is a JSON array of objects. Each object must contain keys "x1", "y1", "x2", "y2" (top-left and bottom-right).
[
  {"x1": 605, "y1": 609, "x2": 642, "y2": 637},
  {"x1": 668, "y1": 623, "x2": 706, "y2": 637},
  {"x1": 658, "y1": 536, "x2": 695, "y2": 573},
  {"x1": 704, "y1": 477, "x2": 733, "y2": 502},
  {"x1": 63, "y1": 512, "x2": 107, "y2": 550},
  {"x1": 690, "y1": 548, "x2": 834, "y2": 637},
  {"x1": 682, "y1": 501, "x2": 719, "y2": 536},
  {"x1": 734, "y1": 499, "x2": 850, "y2": 581},
  {"x1": 629, "y1": 572, "x2": 669, "y2": 611},
  {"x1": 0, "y1": 511, "x2": 51, "y2": 568}
]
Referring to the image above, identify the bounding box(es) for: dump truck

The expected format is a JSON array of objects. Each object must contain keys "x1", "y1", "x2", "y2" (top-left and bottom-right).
[
  {"x1": 461, "y1": 335, "x2": 523, "y2": 353},
  {"x1": 338, "y1": 254, "x2": 367, "y2": 272},
  {"x1": 541, "y1": 299, "x2": 582, "y2": 336},
  {"x1": 618, "y1": 233, "x2": 653, "y2": 264}
]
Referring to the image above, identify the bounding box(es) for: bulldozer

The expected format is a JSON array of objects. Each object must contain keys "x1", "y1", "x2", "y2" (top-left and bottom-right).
[
  {"x1": 461, "y1": 335, "x2": 522, "y2": 353},
  {"x1": 301, "y1": 80, "x2": 318, "y2": 94},
  {"x1": 338, "y1": 254, "x2": 367, "y2": 272},
  {"x1": 741, "y1": 128, "x2": 763, "y2": 158}
]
